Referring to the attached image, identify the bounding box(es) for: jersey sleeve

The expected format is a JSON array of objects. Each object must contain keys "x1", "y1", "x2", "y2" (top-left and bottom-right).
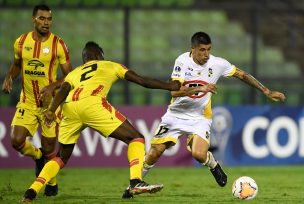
[
  {"x1": 219, "y1": 58, "x2": 236, "y2": 77},
  {"x1": 115, "y1": 63, "x2": 128, "y2": 79},
  {"x1": 13, "y1": 37, "x2": 21, "y2": 60},
  {"x1": 64, "y1": 72, "x2": 74, "y2": 89},
  {"x1": 56, "y1": 38, "x2": 70, "y2": 64},
  {"x1": 171, "y1": 58, "x2": 186, "y2": 84}
]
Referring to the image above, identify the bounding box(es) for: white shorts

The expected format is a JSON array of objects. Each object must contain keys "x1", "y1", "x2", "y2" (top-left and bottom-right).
[{"x1": 150, "y1": 112, "x2": 212, "y2": 146}]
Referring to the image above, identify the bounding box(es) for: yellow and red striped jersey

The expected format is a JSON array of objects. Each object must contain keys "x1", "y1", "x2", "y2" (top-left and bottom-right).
[
  {"x1": 14, "y1": 31, "x2": 70, "y2": 109},
  {"x1": 64, "y1": 60, "x2": 128, "y2": 102}
]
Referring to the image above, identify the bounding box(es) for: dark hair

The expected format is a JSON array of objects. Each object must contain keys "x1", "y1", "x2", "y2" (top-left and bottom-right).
[
  {"x1": 82, "y1": 41, "x2": 104, "y2": 62},
  {"x1": 32, "y1": 4, "x2": 51, "y2": 16},
  {"x1": 84, "y1": 41, "x2": 104, "y2": 55},
  {"x1": 191, "y1": 32, "x2": 211, "y2": 46}
]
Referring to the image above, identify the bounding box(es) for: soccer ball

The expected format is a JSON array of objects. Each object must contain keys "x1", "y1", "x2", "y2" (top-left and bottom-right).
[{"x1": 232, "y1": 176, "x2": 258, "y2": 200}]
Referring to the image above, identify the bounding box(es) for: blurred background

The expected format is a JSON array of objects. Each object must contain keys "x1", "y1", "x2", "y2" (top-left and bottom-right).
[
  {"x1": 0, "y1": 0, "x2": 303, "y2": 106},
  {"x1": 0, "y1": 0, "x2": 303, "y2": 168}
]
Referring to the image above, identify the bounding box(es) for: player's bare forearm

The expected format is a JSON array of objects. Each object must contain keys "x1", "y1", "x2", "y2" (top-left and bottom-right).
[
  {"x1": 233, "y1": 68, "x2": 286, "y2": 102},
  {"x1": 5, "y1": 60, "x2": 21, "y2": 80},
  {"x1": 40, "y1": 64, "x2": 71, "y2": 98},
  {"x1": 48, "y1": 82, "x2": 71, "y2": 112},
  {"x1": 141, "y1": 77, "x2": 181, "y2": 90},
  {"x1": 52, "y1": 62, "x2": 72, "y2": 90},
  {"x1": 233, "y1": 68, "x2": 268, "y2": 93},
  {"x1": 51, "y1": 78, "x2": 65, "y2": 90},
  {"x1": 44, "y1": 62, "x2": 72, "y2": 92},
  {"x1": 125, "y1": 70, "x2": 181, "y2": 91},
  {"x1": 58, "y1": 62, "x2": 72, "y2": 89},
  {"x1": 171, "y1": 86, "x2": 199, "y2": 97},
  {"x1": 7, "y1": 59, "x2": 21, "y2": 79},
  {"x1": 171, "y1": 84, "x2": 217, "y2": 97},
  {"x1": 2, "y1": 60, "x2": 21, "y2": 94}
]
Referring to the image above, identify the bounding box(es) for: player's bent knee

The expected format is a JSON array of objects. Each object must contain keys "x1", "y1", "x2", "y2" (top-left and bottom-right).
[{"x1": 11, "y1": 137, "x2": 26, "y2": 151}]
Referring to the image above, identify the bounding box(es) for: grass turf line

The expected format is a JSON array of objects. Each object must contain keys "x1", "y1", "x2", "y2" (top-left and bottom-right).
[{"x1": 0, "y1": 166, "x2": 303, "y2": 203}]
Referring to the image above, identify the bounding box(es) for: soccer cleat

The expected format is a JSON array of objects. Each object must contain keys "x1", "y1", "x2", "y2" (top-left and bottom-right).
[
  {"x1": 210, "y1": 163, "x2": 227, "y2": 187},
  {"x1": 129, "y1": 181, "x2": 163, "y2": 195},
  {"x1": 44, "y1": 184, "x2": 58, "y2": 196},
  {"x1": 21, "y1": 188, "x2": 36, "y2": 202},
  {"x1": 122, "y1": 186, "x2": 133, "y2": 199}
]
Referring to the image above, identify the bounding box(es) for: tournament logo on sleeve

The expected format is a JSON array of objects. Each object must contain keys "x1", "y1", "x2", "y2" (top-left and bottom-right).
[
  {"x1": 174, "y1": 66, "x2": 181, "y2": 72},
  {"x1": 172, "y1": 66, "x2": 182, "y2": 77}
]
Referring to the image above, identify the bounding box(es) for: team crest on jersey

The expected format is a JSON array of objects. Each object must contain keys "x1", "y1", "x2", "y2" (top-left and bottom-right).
[
  {"x1": 42, "y1": 47, "x2": 50, "y2": 55},
  {"x1": 208, "y1": 68, "x2": 213, "y2": 77},
  {"x1": 25, "y1": 59, "x2": 46, "y2": 76},
  {"x1": 24, "y1": 46, "x2": 32, "y2": 51},
  {"x1": 184, "y1": 80, "x2": 208, "y2": 99},
  {"x1": 27, "y1": 60, "x2": 44, "y2": 70},
  {"x1": 205, "y1": 131, "x2": 210, "y2": 139}
]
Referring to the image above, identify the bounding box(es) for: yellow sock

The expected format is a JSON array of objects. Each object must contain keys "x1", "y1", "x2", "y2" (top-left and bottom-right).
[
  {"x1": 20, "y1": 140, "x2": 42, "y2": 159},
  {"x1": 44, "y1": 153, "x2": 58, "y2": 186},
  {"x1": 48, "y1": 176, "x2": 57, "y2": 186},
  {"x1": 128, "y1": 138, "x2": 145, "y2": 180},
  {"x1": 30, "y1": 160, "x2": 60, "y2": 193}
]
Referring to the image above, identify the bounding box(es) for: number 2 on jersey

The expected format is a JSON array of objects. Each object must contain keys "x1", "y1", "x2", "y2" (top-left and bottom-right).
[{"x1": 80, "y1": 64, "x2": 97, "y2": 82}]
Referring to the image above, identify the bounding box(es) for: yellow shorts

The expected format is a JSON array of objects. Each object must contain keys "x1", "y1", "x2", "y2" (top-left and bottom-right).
[
  {"x1": 11, "y1": 102, "x2": 61, "y2": 138},
  {"x1": 59, "y1": 97, "x2": 126, "y2": 145}
]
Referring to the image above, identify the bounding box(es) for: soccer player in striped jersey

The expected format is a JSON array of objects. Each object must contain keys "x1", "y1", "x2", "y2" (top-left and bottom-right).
[
  {"x1": 122, "y1": 31, "x2": 286, "y2": 198},
  {"x1": 20, "y1": 41, "x2": 202, "y2": 202},
  {"x1": 2, "y1": 4, "x2": 72, "y2": 196}
]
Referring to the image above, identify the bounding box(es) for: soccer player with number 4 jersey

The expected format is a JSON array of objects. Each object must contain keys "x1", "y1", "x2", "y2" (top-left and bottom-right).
[
  {"x1": 20, "y1": 41, "x2": 210, "y2": 202},
  {"x1": 122, "y1": 31, "x2": 286, "y2": 198},
  {"x1": 2, "y1": 4, "x2": 72, "y2": 197}
]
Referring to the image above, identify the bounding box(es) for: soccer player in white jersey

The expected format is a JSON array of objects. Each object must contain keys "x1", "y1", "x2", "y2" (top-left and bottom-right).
[{"x1": 122, "y1": 31, "x2": 285, "y2": 198}]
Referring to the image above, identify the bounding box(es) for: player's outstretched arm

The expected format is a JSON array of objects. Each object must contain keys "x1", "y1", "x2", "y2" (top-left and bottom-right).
[
  {"x1": 171, "y1": 84, "x2": 217, "y2": 97},
  {"x1": 44, "y1": 82, "x2": 71, "y2": 126},
  {"x1": 2, "y1": 58, "x2": 21, "y2": 94},
  {"x1": 232, "y1": 68, "x2": 286, "y2": 102},
  {"x1": 124, "y1": 70, "x2": 181, "y2": 91},
  {"x1": 48, "y1": 82, "x2": 71, "y2": 113},
  {"x1": 40, "y1": 62, "x2": 73, "y2": 103}
]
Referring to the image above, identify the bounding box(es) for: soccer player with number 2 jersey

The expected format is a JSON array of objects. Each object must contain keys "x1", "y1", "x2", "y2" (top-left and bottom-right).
[{"x1": 20, "y1": 41, "x2": 189, "y2": 202}]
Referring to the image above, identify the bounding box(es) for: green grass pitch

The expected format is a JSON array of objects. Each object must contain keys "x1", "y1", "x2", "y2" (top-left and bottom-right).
[{"x1": 0, "y1": 166, "x2": 303, "y2": 203}]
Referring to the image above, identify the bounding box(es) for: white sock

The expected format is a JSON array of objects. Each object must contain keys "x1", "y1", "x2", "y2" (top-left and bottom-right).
[
  {"x1": 202, "y1": 151, "x2": 217, "y2": 169},
  {"x1": 142, "y1": 161, "x2": 154, "y2": 178}
]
